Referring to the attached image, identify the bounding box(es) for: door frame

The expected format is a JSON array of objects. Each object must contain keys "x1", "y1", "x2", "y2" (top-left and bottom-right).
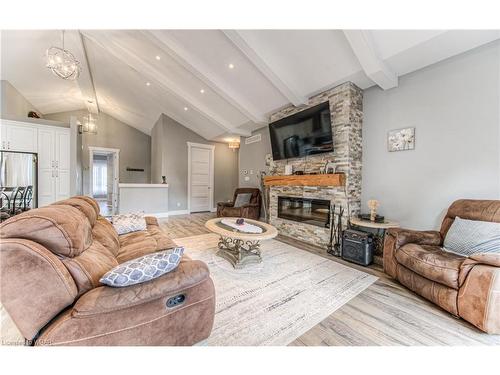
[
  {"x1": 88, "y1": 146, "x2": 120, "y2": 214},
  {"x1": 187, "y1": 142, "x2": 215, "y2": 213}
]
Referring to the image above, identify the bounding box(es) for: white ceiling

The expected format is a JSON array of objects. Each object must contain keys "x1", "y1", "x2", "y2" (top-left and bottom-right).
[{"x1": 1, "y1": 30, "x2": 499, "y2": 140}]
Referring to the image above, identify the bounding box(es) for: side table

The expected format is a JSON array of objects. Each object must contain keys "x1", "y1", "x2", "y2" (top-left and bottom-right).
[{"x1": 349, "y1": 217, "x2": 400, "y2": 266}]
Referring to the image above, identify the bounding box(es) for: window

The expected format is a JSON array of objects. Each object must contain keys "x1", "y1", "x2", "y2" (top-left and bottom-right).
[{"x1": 92, "y1": 158, "x2": 107, "y2": 197}]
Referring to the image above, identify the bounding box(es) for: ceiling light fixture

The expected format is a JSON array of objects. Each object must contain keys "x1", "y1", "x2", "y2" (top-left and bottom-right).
[
  {"x1": 200, "y1": 89, "x2": 205, "y2": 94},
  {"x1": 184, "y1": 107, "x2": 188, "y2": 111},
  {"x1": 155, "y1": 55, "x2": 161, "y2": 60},
  {"x1": 79, "y1": 112, "x2": 98, "y2": 135},
  {"x1": 146, "y1": 82, "x2": 151, "y2": 86},
  {"x1": 228, "y1": 141, "x2": 240, "y2": 151},
  {"x1": 228, "y1": 63, "x2": 235, "y2": 69},
  {"x1": 46, "y1": 30, "x2": 81, "y2": 81}
]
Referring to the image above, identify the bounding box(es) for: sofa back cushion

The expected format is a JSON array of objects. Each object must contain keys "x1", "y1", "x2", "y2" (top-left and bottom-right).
[
  {"x1": 443, "y1": 217, "x2": 500, "y2": 257},
  {"x1": 440, "y1": 199, "x2": 500, "y2": 239},
  {"x1": 53, "y1": 196, "x2": 100, "y2": 226},
  {"x1": 0, "y1": 205, "x2": 93, "y2": 257}
]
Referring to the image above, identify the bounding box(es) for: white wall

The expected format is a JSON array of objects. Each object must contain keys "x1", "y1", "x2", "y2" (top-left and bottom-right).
[{"x1": 362, "y1": 41, "x2": 500, "y2": 230}]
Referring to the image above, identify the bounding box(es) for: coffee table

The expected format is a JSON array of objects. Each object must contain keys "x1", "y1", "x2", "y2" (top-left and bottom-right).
[{"x1": 205, "y1": 217, "x2": 278, "y2": 269}]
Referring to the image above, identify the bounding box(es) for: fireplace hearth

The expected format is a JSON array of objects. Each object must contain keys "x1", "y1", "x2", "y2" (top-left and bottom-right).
[{"x1": 278, "y1": 196, "x2": 330, "y2": 228}]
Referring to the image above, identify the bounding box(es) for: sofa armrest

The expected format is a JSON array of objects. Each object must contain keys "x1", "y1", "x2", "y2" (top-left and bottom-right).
[
  {"x1": 73, "y1": 259, "x2": 210, "y2": 316},
  {"x1": 458, "y1": 264, "x2": 500, "y2": 334},
  {"x1": 387, "y1": 228, "x2": 442, "y2": 248},
  {"x1": 217, "y1": 202, "x2": 234, "y2": 208},
  {"x1": 469, "y1": 253, "x2": 500, "y2": 267},
  {"x1": 383, "y1": 228, "x2": 442, "y2": 278},
  {"x1": 0, "y1": 239, "x2": 78, "y2": 340}
]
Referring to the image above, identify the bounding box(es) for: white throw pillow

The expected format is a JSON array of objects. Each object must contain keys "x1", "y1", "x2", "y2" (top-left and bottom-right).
[
  {"x1": 112, "y1": 212, "x2": 147, "y2": 235},
  {"x1": 443, "y1": 217, "x2": 500, "y2": 257}
]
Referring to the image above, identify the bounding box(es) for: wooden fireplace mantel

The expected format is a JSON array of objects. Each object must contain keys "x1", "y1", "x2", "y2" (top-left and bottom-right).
[{"x1": 263, "y1": 173, "x2": 345, "y2": 187}]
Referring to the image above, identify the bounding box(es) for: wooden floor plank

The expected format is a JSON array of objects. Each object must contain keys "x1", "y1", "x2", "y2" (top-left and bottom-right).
[{"x1": 159, "y1": 213, "x2": 500, "y2": 346}]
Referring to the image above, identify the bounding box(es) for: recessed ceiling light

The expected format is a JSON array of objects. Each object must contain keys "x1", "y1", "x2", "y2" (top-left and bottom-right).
[
  {"x1": 200, "y1": 89, "x2": 205, "y2": 94},
  {"x1": 146, "y1": 82, "x2": 151, "y2": 86},
  {"x1": 228, "y1": 63, "x2": 234, "y2": 69},
  {"x1": 155, "y1": 55, "x2": 161, "y2": 60},
  {"x1": 184, "y1": 107, "x2": 188, "y2": 111}
]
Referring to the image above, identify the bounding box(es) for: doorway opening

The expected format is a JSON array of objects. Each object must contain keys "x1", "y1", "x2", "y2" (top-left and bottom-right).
[{"x1": 89, "y1": 147, "x2": 119, "y2": 216}]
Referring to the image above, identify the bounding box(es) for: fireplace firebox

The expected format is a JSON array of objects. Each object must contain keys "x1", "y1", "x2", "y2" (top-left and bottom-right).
[{"x1": 277, "y1": 196, "x2": 330, "y2": 228}]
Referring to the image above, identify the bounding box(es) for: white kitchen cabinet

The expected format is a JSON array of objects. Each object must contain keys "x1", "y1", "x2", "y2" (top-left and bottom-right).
[
  {"x1": 0, "y1": 120, "x2": 38, "y2": 152},
  {"x1": 37, "y1": 126, "x2": 70, "y2": 206},
  {"x1": 1, "y1": 119, "x2": 71, "y2": 207}
]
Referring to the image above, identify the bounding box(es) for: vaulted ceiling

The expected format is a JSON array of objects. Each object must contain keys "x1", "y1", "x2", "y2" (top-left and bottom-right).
[{"x1": 1, "y1": 30, "x2": 499, "y2": 140}]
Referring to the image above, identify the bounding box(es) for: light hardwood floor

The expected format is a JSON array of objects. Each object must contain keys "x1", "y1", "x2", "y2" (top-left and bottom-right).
[{"x1": 159, "y1": 213, "x2": 500, "y2": 346}]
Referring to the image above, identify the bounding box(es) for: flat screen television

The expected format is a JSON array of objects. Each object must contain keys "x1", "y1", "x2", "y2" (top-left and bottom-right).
[{"x1": 269, "y1": 102, "x2": 333, "y2": 161}]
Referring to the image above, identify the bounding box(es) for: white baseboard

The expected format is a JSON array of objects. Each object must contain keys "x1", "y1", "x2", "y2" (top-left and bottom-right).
[{"x1": 167, "y1": 210, "x2": 190, "y2": 216}]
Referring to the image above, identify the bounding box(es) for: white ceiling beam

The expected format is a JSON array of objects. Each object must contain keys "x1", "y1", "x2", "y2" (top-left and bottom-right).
[
  {"x1": 65, "y1": 30, "x2": 99, "y2": 114},
  {"x1": 144, "y1": 30, "x2": 267, "y2": 124},
  {"x1": 343, "y1": 30, "x2": 398, "y2": 90},
  {"x1": 223, "y1": 30, "x2": 309, "y2": 107},
  {"x1": 81, "y1": 31, "x2": 251, "y2": 137}
]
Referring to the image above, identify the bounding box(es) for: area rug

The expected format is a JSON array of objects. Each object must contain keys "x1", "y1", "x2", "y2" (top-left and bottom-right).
[{"x1": 174, "y1": 233, "x2": 377, "y2": 346}]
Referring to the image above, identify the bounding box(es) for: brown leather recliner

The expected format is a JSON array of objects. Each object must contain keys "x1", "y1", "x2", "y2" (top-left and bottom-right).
[
  {"x1": 217, "y1": 188, "x2": 261, "y2": 220},
  {"x1": 384, "y1": 199, "x2": 500, "y2": 334},
  {"x1": 0, "y1": 196, "x2": 215, "y2": 345}
]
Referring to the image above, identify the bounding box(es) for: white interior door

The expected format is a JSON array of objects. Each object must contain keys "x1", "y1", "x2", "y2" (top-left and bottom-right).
[{"x1": 189, "y1": 143, "x2": 214, "y2": 213}]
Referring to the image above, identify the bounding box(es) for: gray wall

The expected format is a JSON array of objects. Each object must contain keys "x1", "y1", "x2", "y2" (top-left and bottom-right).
[
  {"x1": 151, "y1": 114, "x2": 239, "y2": 211},
  {"x1": 238, "y1": 127, "x2": 271, "y2": 188},
  {"x1": 362, "y1": 41, "x2": 500, "y2": 230},
  {"x1": 0, "y1": 80, "x2": 40, "y2": 119},
  {"x1": 151, "y1": 114, "x2": 166, "y2": 184},
  {"x1": 45, "y1": 110, "x2": 151, "y2": 193}
]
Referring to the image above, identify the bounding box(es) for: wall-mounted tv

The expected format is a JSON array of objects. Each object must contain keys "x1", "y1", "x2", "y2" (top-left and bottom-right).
[{"x1": 269, "y1": 102, "x2": 333, "y2": 161}]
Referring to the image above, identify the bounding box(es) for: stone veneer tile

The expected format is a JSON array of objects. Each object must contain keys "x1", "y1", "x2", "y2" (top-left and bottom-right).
[{"x1": 268, "y1": 82, "x2": 363, "y2": 256}]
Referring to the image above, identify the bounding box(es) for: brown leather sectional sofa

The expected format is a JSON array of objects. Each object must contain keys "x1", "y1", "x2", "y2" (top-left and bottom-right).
[
  {"x1": 0, "y1": 196, "x2": 215, "y2": 345},
  {"x1": 384, "y1": 199, "x2": 500, "y2": 334}
]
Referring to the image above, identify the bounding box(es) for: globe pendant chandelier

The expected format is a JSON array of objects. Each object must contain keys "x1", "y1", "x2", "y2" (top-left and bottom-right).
[{"x1": 46, "y1": 30, "x2": 81, "y2": 80}]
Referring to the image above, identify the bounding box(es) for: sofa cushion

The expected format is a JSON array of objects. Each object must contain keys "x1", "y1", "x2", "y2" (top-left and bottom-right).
[
  {"x1": 0, "y1": 205, "x2": 93, "y2": 258},
  {"x1": 395, "y1": 244, "x2": 467, "y2": 289},
  {"x1": 100, "y1": 247, "x2": 184, "y2": 287},
  {"x1": 53, "y1": 196, "x2": 100, "y2": 226},
  {"x1": 117, "y1": 227, "x2": 177, "y2": 263},
  {"x1": 92, "y1": 217, "x2": 120, "y2": 257},
  {"x1": 234, "y1": 193, "x2": 252, "y2": 208},
  {"x1": 443, "y1": 217, "x2": 500, "y2": 256}
]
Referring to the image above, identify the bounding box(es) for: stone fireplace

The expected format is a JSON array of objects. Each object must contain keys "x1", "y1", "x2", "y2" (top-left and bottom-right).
[{"x1": 266, "y1": 82, "x2": 363, "y2": 255}]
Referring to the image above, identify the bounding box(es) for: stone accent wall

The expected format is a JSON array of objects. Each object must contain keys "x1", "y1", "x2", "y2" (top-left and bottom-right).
[{"x1": 268, "y1": 82, "x2": 363, "y2": 254}]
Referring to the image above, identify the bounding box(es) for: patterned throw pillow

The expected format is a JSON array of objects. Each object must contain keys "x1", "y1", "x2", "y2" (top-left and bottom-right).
[
  {"x1": 443, "y1": 217, "x2": 500, "y2": 257},
  {"x1": 112, "y1": 212, "x2": 147, "y2": 235},
  {"x1": 100, "y1": 247, "x2": 184, "y2": 287}
]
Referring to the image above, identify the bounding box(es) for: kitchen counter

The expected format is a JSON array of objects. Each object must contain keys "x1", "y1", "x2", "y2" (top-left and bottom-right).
[{"x1": 118, "y1": 183, "x2": 169, "y2": 216}]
